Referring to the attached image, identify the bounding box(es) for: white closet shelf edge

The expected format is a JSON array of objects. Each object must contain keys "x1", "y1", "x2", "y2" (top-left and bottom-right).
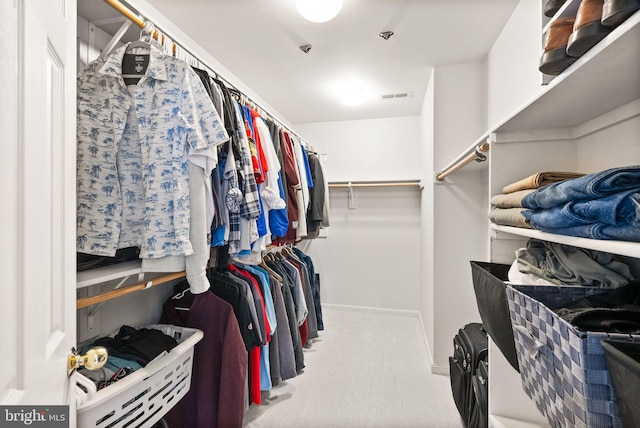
[
  {"x1": 491, "y1": 225, "x2": 640, "y2": 259},
  {"x1": 492, "y1": 98, "x2": 640, "y2": 144},
  {"x1": 76, "y1": 260, "x2": 143, "y2": 289}
]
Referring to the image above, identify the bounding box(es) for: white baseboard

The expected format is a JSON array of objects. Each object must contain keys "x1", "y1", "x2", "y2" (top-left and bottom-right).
[
  {"x1": 430, "y1": 363, "x2": 450, "y2": 376},
  {"x1": 322, "y1": 303, "x2": 420, "y2": 318}
]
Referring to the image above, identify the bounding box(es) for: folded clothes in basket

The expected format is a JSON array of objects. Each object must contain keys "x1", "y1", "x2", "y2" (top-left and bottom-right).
[
  {"x1": 78, "y1": 366, "x2": 137, "y2": 391},
  {"x1": 79, "y1": 325, "x2": 180, "y2": 391},
  {"x1": 554, "y1": 282, "x2": 640, "y2": 333},
  {"x1": 93, "y1": 325, "x2": 179, "y2": 366}
]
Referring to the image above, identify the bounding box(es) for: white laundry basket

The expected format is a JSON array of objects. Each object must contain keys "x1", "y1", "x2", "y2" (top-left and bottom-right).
[{"x1": 76, "y1": 324, "x2": 203, "y2": 428}]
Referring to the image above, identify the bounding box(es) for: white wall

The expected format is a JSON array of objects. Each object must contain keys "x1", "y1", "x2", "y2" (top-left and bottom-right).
[
  {"x1": 577, "y1": 115, "x2": 640, "y2": 172},
  {"x1": 428, "y1": 63, "x2": 488, "y2": 371},
  {"x1": 296, "y1": 116, "x2": 422, "y2": 311},
  {"x1": 486, "y1": 0, "x2": 543, "y2": 127},
  {"x1": 298, "y1": 186, "x2": 421, "y2": 311},
  {"x1": 296, "y1": 116, "x2": 422, "y2": 182},
  {"x1": 419, "y1": 71, "x2": 435, "y2": 364}
]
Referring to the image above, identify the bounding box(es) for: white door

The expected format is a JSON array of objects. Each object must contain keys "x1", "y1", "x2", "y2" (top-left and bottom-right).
[{"x1": 0, "y1": 0, "x2": 78, "y2": 418}]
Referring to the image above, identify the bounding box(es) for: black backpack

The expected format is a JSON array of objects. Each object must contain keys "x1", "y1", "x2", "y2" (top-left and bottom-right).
[{"x1": 449, "y1": 323, "x2": 488, "y2": 428}]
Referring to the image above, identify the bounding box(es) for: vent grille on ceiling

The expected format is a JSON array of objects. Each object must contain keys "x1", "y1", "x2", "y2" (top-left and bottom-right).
[{"x1": 381, "y1": 92, "x2": 411, "y2": 99}]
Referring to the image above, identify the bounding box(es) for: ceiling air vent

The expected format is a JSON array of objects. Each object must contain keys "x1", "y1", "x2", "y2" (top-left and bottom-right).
[{"x1": 381, "y1": 92, "x2": 411, "y2": 100}]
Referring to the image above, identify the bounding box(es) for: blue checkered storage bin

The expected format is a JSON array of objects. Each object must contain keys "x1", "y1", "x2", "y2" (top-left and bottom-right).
[{"x1": 506, "y1": 284, "x2": 635, "y2": 428}]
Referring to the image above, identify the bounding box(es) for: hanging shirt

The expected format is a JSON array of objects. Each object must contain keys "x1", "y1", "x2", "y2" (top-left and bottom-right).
[
  {"x1": 277, "y1": 131, "x2": 300, "y2": 244},
  {"x1": 160, "y1": 290, "x2": 247, "y2": 428},
  {"x1": 255, "y1": 118, "x2": 288, "y2": 238},
  {"x1": 305, "y1": 152, "x2": 326, "y2": 238},
  {"x1": 243, "y1": 106, "x2": 267, "y2": 184},
  {"x1": 289, "y1": 135, "x2": 308, "y2": 240},
  {"x1": 255, "y1": 118, "x2": 286, "y2": 212},
  {"x1": 77, "y1": 42, "x2": 228, "y2": 258},
  {"x1": 300, "y1": 145, "x2": 314, "y2": 189},
  {"x1": 318, "y1": 153, "x2": 331, "y2": 228},
  {"x1": 231, "y1": 102, "x2": 260, "y2": 254}
]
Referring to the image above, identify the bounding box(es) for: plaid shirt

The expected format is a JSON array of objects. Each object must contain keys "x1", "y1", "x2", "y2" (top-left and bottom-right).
[
  {"x1": 233, "y1": 103, "x2": 261, "y2": 220},
  {"x1": 224, "y1": 140, "x2": 242, "y2": 251}
]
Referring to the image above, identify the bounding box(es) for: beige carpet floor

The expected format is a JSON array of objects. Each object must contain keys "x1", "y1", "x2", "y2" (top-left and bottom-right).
[{"x1": 243, "y1": 305, "x2": 464, "y2": 428}]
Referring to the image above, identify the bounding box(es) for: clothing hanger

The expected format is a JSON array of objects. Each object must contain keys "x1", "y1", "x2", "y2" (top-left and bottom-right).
[
  {"x1": 171, "y1": 280, "x2": 190, "y2": 300},
  {"x1": 171, "y1": 284, "x2": 193, "y2": 312},
  {"x1": 282, "y1": 246, "x2": 294, "y2": 256},
  {"x1": 228, "y1": 88, "x2": 242, "y2": 101},
  {"x1": 259, "y1": 256, "x2": 283, "y2": 282},
  {"x1": 172, "y1": 288, "x2": 189, "y2": 300},
  {"x1": 125, "y1": 29, "x2": 153, "y2": 54},
  {"x1": 122, "y1": 24, "x2": 154, "y2": 81},
  {"x1": 260, "y1": 263, "x2": 283, "y2": 283}
]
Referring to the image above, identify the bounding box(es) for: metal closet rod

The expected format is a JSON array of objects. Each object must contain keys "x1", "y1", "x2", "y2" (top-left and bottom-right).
[
  {"x1": 77, "y1": 271, "x2": 185, "y2": 309},
  {"x1": 436, "y1": 142, "x2": 490, "y2": 181},
  {"x1": 328, "y1": 180, "x2": 421, "y2": 188},
  {"x1": 101, "y1": 0, "x2": 312, "y2": 151}
]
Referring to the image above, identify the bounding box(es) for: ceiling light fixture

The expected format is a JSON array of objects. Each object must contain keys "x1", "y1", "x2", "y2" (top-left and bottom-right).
[
  {"x1": 340, "y1": 86, "x2": 367, "y2": 107},
  {"x1": 296, "y1": 0, "x2": 343, "y2": 23}
]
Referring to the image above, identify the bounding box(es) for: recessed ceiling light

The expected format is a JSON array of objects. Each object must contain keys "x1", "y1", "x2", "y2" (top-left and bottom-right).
[
  {"x1": 296, "y1": 0, "x2": 343, "y2": 23},
  {"x1": 341, "y1": 86, "x2": 367, "y2": 107}
]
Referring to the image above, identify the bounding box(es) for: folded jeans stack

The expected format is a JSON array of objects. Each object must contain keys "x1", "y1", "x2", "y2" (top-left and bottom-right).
[
  {"x1": 521, "y1": 165, "x2": 640, "y2": 241},
  {"x1": 489, "y1": 171, "x2": 584, "y2": 228}
]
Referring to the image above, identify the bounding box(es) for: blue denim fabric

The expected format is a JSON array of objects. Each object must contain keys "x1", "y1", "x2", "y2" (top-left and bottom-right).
[
  {"x1": 522, "y1": 191, "x2": 640, "y2": 241},
  {"x1": 522, "y1": 165, "x2": 640, "y2": 209},
  {"x1": 522, "y1": 222, "x2": 640, "y2": 241}
]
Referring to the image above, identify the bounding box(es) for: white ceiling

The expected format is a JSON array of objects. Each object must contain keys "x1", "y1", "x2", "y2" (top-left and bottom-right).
[{"x1": 79, "y1": 0, "x2": 519, "y2": 124}]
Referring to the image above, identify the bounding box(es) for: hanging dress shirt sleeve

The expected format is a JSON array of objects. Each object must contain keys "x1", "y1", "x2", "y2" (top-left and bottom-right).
[
  {"x1": 279, "y1": 132, "x2": 300, "y2": 243},
  {"x1": 183, "y1": 67, "x2": 229, "y2": 152},
  {"x1": 318, "y1": 153, "x2": 331, "y2": 227},
  {"x1": 256, "y1": 118, "x2": 286, "y2": 210},
  {"x1": 300, "y1": 145, "x2": 314, "y2": 190},
  {"x1": 290, "y1": 136, "x2": 308, "y2": 239},
  {"x1": 305, "y1": 153, "x2": 326, "y2": 238}
]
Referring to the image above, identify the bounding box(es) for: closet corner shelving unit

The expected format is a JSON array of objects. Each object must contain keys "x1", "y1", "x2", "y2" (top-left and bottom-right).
[{"x1": 436, "y1": 3, "x2": 640, "y2": 426}]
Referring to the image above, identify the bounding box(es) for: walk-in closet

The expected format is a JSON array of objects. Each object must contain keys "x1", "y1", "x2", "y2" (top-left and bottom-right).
[{"x1": 3, "y1": 0, "x2": 639, "y2": 427}]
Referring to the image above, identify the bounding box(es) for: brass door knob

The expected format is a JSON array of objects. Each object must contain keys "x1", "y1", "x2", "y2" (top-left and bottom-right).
[{"x1": 68, "y1": 346, "x2": 108, "y2": 376}]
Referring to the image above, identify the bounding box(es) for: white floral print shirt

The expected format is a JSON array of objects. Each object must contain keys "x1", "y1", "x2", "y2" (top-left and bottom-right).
[{"x1": 77, "y1": 42, "x2": 228, "y2": 258}]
